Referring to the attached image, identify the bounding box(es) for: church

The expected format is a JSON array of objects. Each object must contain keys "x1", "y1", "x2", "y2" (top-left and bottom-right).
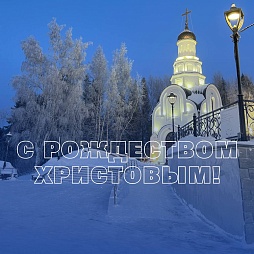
[{"x1": 150, "y1": 10, "x2": 222, "y2": 164}]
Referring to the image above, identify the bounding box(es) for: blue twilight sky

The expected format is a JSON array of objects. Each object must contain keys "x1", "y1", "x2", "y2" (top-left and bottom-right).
[{"x1": 0, "y1": 0, "x2": 254, "y2": 114}]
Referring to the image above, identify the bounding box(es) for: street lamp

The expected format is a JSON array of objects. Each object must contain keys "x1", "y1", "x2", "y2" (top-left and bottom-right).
[
  {"x1": 3, "y1": 132, "x2": 12, "y2": 169},
  {"x1": 224, "y1": 4, "x2": 247, "y2": 141},
  {"x1": 167, "y1": 92, "x2": 177, "y2": 141}
]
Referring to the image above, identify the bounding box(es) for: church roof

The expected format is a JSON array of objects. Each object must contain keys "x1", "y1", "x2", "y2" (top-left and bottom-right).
[
  {"x1": 188, "y1": 93, "x2": 205, "y2": 105},
  {"x1": 187, "y1": 84, "x2": 209, "y2": 106},
  {"x1": 177, "y1": 29, "x2": 196, "y2": 41},
  {"x1": 181, "y1": 86, "x2": 192, "y2": 97},
  {"x1": 190, "y1": 84, "x2": 209, "y2": 95}
]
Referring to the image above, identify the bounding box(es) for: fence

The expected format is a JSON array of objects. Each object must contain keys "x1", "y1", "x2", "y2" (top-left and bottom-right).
[
  {"x1": 177, "y1": 100, "x2": 254, "y2": 141},
  {"x1": 113, "y1": 158, "x2": 138, "y2": 205}
]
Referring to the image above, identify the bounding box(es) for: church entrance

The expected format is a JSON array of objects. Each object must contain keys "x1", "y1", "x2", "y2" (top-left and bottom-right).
[
  {"x1": 165, "y1": 131, "x2": 175, "y2": 145},
  {"x1": 164, "y1": 131, "x2": 175, "y2": 165}
]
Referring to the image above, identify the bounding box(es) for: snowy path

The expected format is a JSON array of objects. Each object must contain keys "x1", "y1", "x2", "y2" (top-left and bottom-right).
[
  {"x1": 0, "y1": 167, "x2": 253, "y2": 253},
  {"x1": 109, "y1": 165, "x2": 253, "y2": 254}
]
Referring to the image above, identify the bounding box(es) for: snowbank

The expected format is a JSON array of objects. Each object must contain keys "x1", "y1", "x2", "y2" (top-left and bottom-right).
[{"x1": 0, "y1": 160, "x2": 18, "y2": 179}]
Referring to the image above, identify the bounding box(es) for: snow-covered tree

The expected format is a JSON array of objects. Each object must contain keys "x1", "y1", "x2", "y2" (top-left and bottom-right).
[
  {"x1": 106, "y1": 43, "x2": 139, "y2": 142},
  {"x1": 84, "y1": 46, "x2": 108, "y2": 141},
  {"x1": 147, "y1": 76, "x2": 170, "y2": 112},
  {"x1": 241, "y1": 74, "x2": 254, "y2": 100},
  {"x1": 10, "y1": 19, "x2": 89, "y2": 165},
  {"x1": 213, "y1": 73, "x2": 231, "y2": 105},
  {"x1": 140, "y1": 77, "x2": 152, "y2": 143}
]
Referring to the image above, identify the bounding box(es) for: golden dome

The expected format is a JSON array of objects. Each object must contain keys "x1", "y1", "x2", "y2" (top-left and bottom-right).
[{"x1": 177, "y1": 30, "x2": 196, "y2": 41}]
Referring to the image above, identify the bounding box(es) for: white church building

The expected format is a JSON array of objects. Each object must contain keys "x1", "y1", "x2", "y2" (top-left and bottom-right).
[{"x1": 150, "y1": 11, "x2": 222, "y2": 164}]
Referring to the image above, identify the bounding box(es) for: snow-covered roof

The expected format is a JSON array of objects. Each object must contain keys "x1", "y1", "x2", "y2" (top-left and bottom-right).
[
  {"x1": 187, "y1": 93, "x2": 205, "y2": 105},
  {"x1": 189, "y1": 84, "x2": 209, "y2": 94},
  {"x1": 187, "y1": 84, "x2": 213, "y2": 105}
]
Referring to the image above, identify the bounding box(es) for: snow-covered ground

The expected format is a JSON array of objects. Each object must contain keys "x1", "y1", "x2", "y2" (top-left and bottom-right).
[{"x1": 0, "y1": 154, "x2": 253, "y2": 254}]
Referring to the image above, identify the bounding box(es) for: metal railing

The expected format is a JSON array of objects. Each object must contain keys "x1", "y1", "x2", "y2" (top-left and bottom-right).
[
  {"x1": 244, "y1": 100, "x2": 254, "y2": 138},
  {"x1": 113, "y1": 158, "x2": 138, "y2": 205},
  {"x1": 177, "y1": 100, "x2": 254, "y2": 141}
]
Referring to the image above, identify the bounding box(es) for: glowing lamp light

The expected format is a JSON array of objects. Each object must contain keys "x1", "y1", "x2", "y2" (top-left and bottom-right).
[
  {"x1": 224, "y1": 4, "x2": 244, "y2": 32},
  {"x1": 167, "y1": 92, "x2": 177, "y2": 105},
  {"x1": 6, "y1": 132, "x2": 12, "y2": 141},
  {"x1": 224, "y1": 4, "x2": 248, "y2": 141}
]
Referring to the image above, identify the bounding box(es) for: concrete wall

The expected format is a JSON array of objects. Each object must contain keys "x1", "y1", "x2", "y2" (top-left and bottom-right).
[{"x1": 168, "y1": 142, "x2": 254, "y2": 243}]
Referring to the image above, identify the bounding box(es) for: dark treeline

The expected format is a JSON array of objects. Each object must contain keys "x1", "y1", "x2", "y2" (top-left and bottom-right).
[{"x1": 213, "y1": 73, "x2": 254, "y2": 105}]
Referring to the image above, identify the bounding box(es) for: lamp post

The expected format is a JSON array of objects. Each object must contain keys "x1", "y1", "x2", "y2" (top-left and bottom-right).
[
  {"x1": 211, "y1": 93, "x2": 214, "y2": 118},
  {"x1": 224, "y1": 4, "x2": 247, "y2": 141},
  {"x1": 3, "y1": 132, "x2": 12, "y2": 169},
  {"x1": 167, "y1": 92, "x2": 177, "y2": 141}
]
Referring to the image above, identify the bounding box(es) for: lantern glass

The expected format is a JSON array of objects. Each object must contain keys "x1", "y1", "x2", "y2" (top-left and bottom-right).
[
  {"x1": 167, "y1": 93, "x2": 177, "y2": 105},
  {"x1": 6, "y1": 132, "x2": 12, "y2": 141},
  {"x1": 224, "y1": 4, "x2": 244, "y2": 32}
]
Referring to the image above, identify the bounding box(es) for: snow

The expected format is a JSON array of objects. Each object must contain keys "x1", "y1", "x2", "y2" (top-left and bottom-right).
[
  {"x1": 190, "y1": 84, "x2": 209, "y2": 94},
  {"x1": 0, "y1": 160, "x2": 15, "y2": 170},
  {"x1": 0, "y1": 160, "x2": 18, "y2": 176},
  {"x1": 188, "y1": 93, "x2": 205, "y2": 105},
  {"x1": 37, "y1": 148, "x2": 126, "y2": 169},
  {"x1": 0, "y1": 152, "x2": 253, "y2": 253}
]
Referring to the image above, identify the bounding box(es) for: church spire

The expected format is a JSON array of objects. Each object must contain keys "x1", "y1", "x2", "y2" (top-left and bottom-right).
[
  {"x1": 178, "y1": 8, "x2": 196, "y2": 41},
  {"x1": 182, "y1": 8, "x2": 191, "y2": 30}
]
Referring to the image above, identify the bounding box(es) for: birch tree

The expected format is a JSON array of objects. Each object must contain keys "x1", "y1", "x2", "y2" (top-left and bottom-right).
[
  {"x1": 10, "y1": 19, "x2": 89, "y2": 165},
  {"x1": 85, "y1": 46, "x2": 108, "y2": 141},
  {"x1": 106, "y1": 43, "x2": 138, "y2": 141}
]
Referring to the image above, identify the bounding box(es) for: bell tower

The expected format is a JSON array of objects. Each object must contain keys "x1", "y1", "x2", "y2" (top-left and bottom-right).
[{"x1": 171, "y1": 9, "x2": 206, "y2": 89}]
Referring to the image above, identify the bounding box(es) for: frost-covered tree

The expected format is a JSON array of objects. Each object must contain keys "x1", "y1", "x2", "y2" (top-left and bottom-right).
[
  {"x1": 84, "y1": 46, "x2": 108, "y2": 141},
  {"x1": 124, "y1": 76, "x2": 143, "y2": 141},
  {"x1": 213, "y1": 73, "x2": 231, "y2": 105},
  {"x1": 241, "y1": 74, "x2": 254, "y2": 100},
  {"x1": 147, "y1": 76, "x2": 170, "y2": 112},
  {"x1": 10, "y1": 19, "x2": 89, "y2": 165},
  {"x1": 140, "y1": 77, "x2": 152, "y2": 143},
  {"x1": 106, "y1": 43, "x2": 141, "y2": 142},
  {"x1": 126, "y1": 77, "x2": 151, "y2": 142}
]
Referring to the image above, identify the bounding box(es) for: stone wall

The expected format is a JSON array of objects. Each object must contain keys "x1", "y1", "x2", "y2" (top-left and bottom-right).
[{"x1": 238, "y1": 145, "x2": 254, "y2": 244}]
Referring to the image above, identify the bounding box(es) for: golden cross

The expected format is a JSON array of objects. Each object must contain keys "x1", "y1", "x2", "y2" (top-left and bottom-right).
[{"x1": 182, "y1": 8, "x2": 191, "y2": 30}]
